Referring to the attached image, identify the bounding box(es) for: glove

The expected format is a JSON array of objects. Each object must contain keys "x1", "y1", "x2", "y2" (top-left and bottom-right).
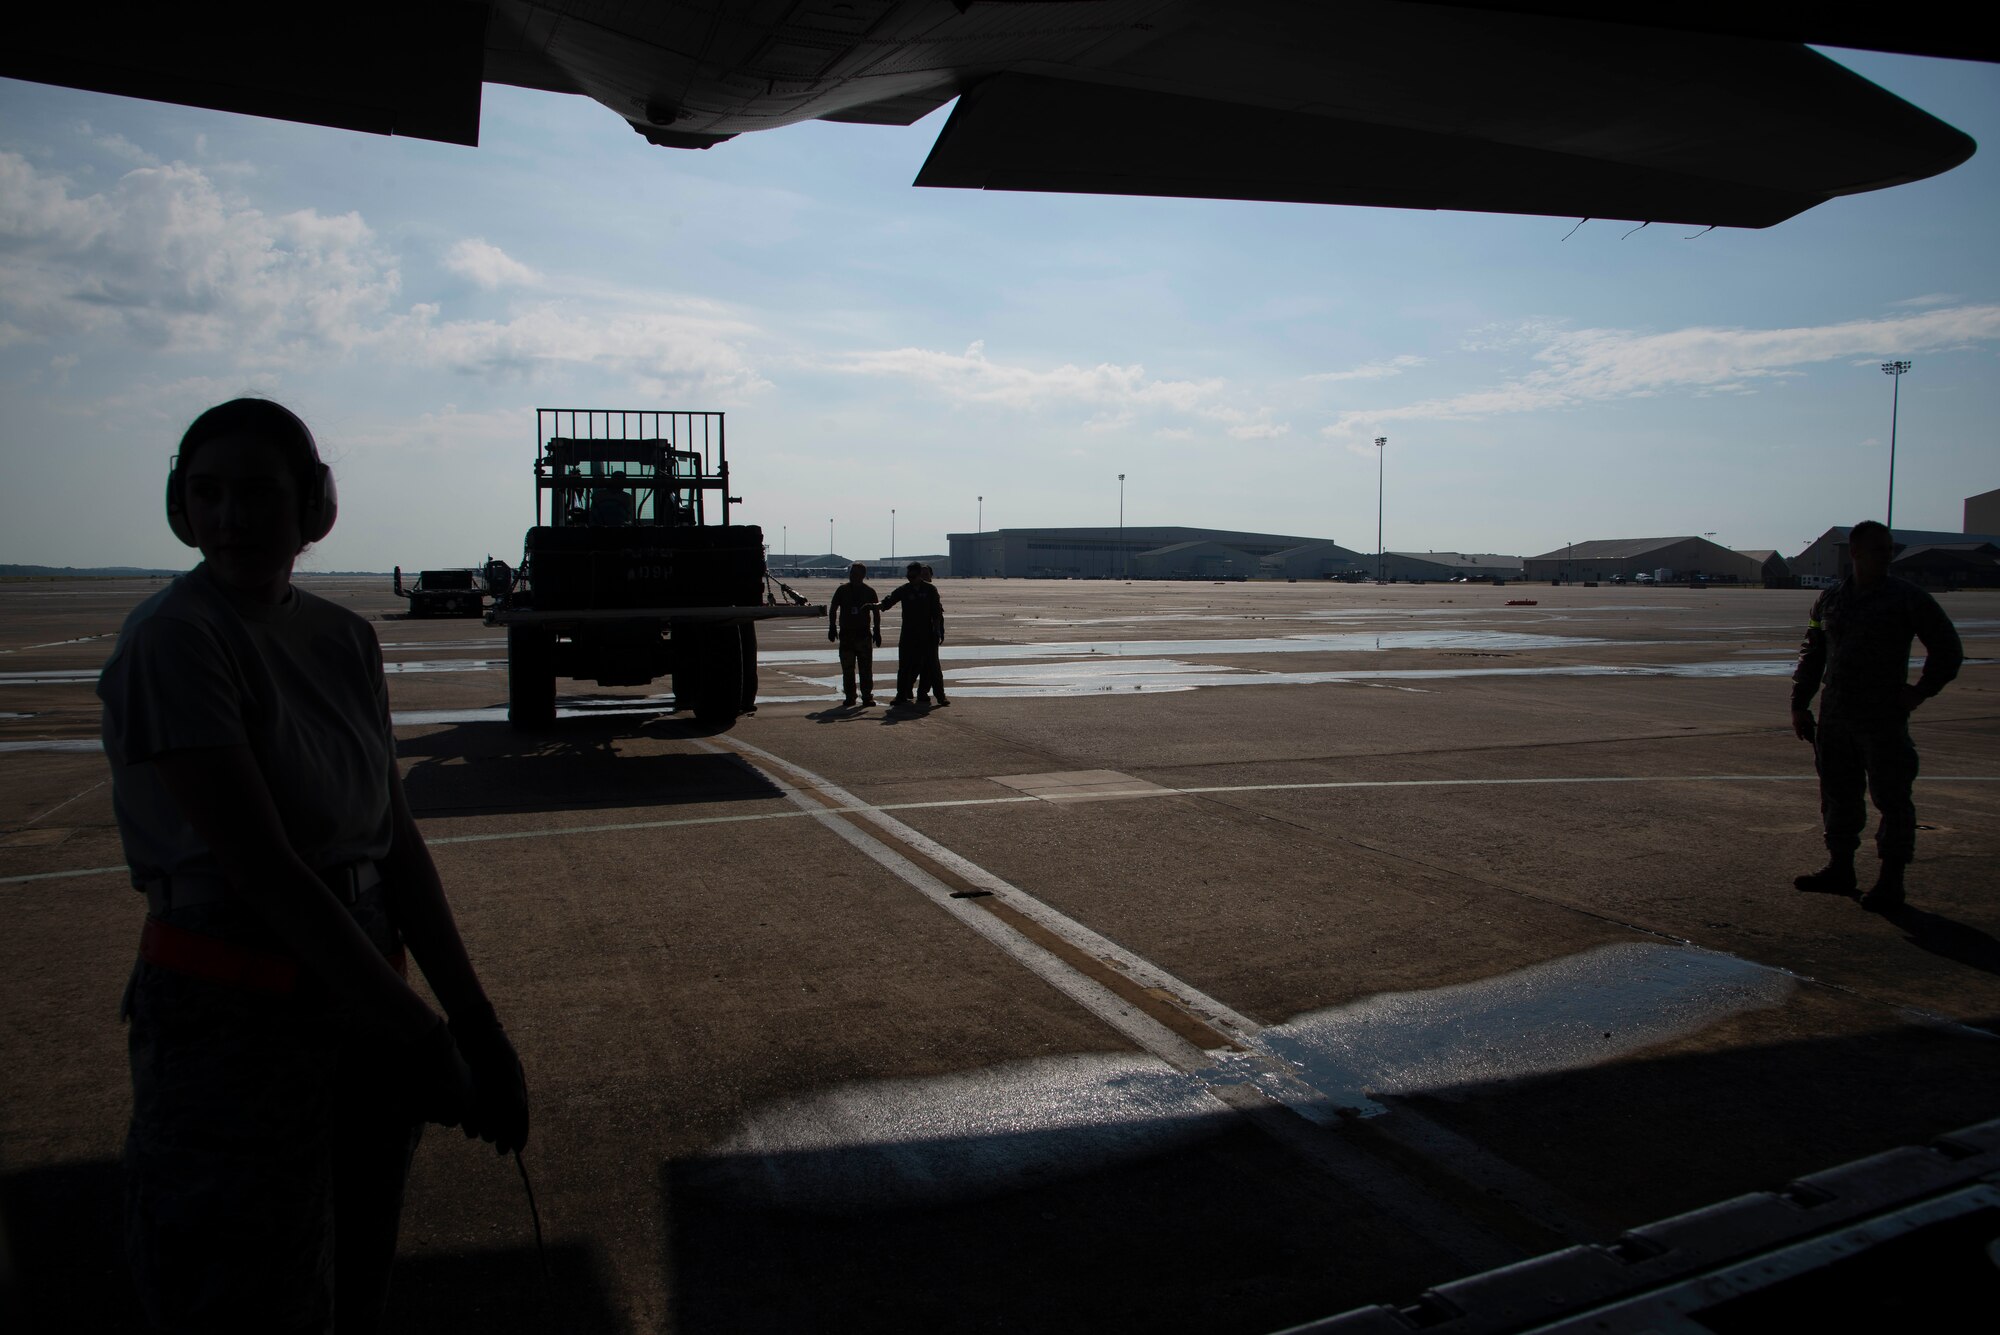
[
  {"x1": 406, "y1": 1015, "x2": 478, "y2": 1130},
  {"x1": 827, "y1": 630, "x2": 838, "y2": 643},
  {"x1": 872, "y1": 634, "x2": 881, "y2": 647},
  {"x1": 451, "y1": 1005, "x2": 531, "y2": 1155}
]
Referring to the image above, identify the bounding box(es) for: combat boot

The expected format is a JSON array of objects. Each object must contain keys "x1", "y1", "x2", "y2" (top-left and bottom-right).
[
  {"x1": 1860, "y1": 861, "x2": 1907, "y2": 913},
  {"x1": 1793, "y1": 856, "x2": 1856, "y2": 896}
]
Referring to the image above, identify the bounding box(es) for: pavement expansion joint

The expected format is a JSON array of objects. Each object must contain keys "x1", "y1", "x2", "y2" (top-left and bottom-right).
[{"x1": 701, "y1": 732, "x2": 1642, "y2": 1264}]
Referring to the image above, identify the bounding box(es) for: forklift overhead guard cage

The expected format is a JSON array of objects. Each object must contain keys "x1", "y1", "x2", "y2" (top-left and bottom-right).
[{"x1": 534, "y1": 409, "x2": 734, "y2": 529}]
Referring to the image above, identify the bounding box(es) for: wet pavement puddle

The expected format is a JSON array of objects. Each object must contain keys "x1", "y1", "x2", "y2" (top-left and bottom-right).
[
  {"x1": 757, "y1": 629, "x2": 1622, "y2": 667},
  {"x1": 10, "y1": 660, "x2": 1988, "y2": 734},
  {"x1": 0, "y1": 658, "x2": 1988, "y2": 746},
  {"x1": 688, "y1": 942, "x2": 1794, "y2": 1210}
]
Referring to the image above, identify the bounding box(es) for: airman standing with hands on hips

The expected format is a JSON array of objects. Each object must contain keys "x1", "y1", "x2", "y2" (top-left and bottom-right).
[
  {"x1": 1791, "y1": 519, "x2": 1962, "y2": 912},
  {"x1": 98, "y1": 398, "x2": 530, "y2": 1333}
]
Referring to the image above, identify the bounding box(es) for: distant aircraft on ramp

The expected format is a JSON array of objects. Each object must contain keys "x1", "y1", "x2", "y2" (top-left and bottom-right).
[{"x1": 4, "y1": 2, "x2": 1989, "y2": 228}]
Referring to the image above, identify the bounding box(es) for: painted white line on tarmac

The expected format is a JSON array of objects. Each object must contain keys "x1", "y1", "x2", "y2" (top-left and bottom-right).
[
  {"x1": 700, "y1": 736, "x2": 1234, "y2": 1066},
  {"x1": 706, "y1": 734, "x2": 1602, "y2": 1259},
  {"x1": 5, "y1": 773, "x2": 1995, "y2": 888}
]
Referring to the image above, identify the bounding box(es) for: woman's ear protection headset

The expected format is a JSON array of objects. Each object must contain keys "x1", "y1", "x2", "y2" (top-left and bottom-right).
[{"x1": 164, "y1": 427, "x2": 338, "y2": 548}]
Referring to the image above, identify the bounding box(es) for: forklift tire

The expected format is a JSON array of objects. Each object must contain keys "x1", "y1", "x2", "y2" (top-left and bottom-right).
[
  {"x1": 738, "y1": 623, "x2": 759, "y2": 713},
  {"x1": 507, "y1": 624, "x2": 557, "y2": 728},
  {"x1": 677, "y1": 625, "x2": 741, "y2": 727}
]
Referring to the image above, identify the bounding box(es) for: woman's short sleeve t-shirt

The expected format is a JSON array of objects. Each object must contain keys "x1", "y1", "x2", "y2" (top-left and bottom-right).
[{"x1": 97, "y1": 565, "x2": 396, "y2": 879}]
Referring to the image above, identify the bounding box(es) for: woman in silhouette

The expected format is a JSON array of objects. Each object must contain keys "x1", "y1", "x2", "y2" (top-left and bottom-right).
[{"x1": 98, "y1": 398, "x2": 529, "y2": 1333}]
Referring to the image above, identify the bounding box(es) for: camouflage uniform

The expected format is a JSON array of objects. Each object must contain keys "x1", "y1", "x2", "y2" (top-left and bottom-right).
[
  {"x1": 879, "y1": 579, "x2": 945, "y2": 702},
  {"x1": 1791, "y1": 575, "x2": 1961, "y2": 865},
  {"x1": 828, "y1": 579, "x2": 878, "y2": 702}
]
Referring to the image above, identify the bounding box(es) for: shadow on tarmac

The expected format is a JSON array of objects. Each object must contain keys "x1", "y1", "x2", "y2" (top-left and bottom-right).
[
  {"x1": 1882, "y1": 906, "x2": 2000, "y2": 980},
  {"x1": 658, "y1": 1017, "x2": 2000, "y2": 1334},
  {"x1": 807, "y1": 701, "x2": 935, "y2": 726},
  {"x1": 0, "y1": 1159, "x2": 621, "y2": 1335},
  {"x1": 398, "y1": 719, "x2": 780, "y2": 817},
  {"x1": 661, "y1": 1122, "x2": 1444, "y2": 1335}
]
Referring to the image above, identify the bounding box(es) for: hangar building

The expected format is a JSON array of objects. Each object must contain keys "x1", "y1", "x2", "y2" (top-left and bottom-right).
[
  {"x1": 1523, "y1": 536, "x2": 1761, "y2": 584},
  {"x1": 1968, "y1": 487, "x2": 2000, "y2": 536},
  {"x1": 1261, "y1": 541, "x2": 1373, "y2": 580},
  {"x1": 948, "y1": 527, "x2": 1328, "y2": 579},
  {"x1": 1794, "y1": 525, "x2": 2000, "y2": 589},
  {"x1": 1379, "y1": 551, "x2": 1525, "y2": 582},
  {"x1": 1733, "y1": 550, "x2": 1794, "y2": 587},
  {"x1": 767, "y1": 552, "x2": 951, "y2": 578}
]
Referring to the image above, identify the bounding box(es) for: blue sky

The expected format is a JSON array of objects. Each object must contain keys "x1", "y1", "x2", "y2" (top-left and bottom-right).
[{"x1": 2, "y1": 48, "x2": 1996, "y2": 570}]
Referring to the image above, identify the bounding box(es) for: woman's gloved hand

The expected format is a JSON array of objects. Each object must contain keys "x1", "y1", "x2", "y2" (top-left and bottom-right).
[
  {"x1": 451, "y1": 1004, "x2": 531, "y2": 1155},
  {"x1": 407, "y1": 1015, "x2": 479, "y2": 1130}
]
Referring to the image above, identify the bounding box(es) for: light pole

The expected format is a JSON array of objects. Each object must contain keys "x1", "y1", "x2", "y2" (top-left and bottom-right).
[
  {"x1": 977, "y1": 496, "x2": 983, "y2": 533},
  {"x1": 1374, "y1": 437, "x2": 1387, "y2": 583},
  {"x1": 891, "y1": 508, "x2": 896, "y2": 561},
  {"x1": 1882, "y1": 360, "x2": 1911, "y2": 528},
  {"x1": 781, "y1": 524, "x2": 786, "y2": 568},
  {"x1": 1118, "y1": 473, "x2": 1126, "y2": 578},
  {"x1": 828, "y1": 517, "x2": 833, "y2": 556}
]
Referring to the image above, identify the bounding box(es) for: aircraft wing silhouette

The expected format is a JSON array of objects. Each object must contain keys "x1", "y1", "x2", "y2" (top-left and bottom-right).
[{"x1": 5, "y1": 1, "x2": 1985, "y2": 228}]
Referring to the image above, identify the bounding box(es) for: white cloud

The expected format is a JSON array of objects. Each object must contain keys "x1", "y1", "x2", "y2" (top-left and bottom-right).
[
  {"x1": 0, "y1": 151, "x2": 771, "y2": 397},
  {"x1": 379, "y1": 301, "x2": 770, "y2": 398},
  {"x1": 0, "y1": 151, "x2": 402, "y2": 358},
  {"x1": 444, "y1": 238, "x2": 540, "y2": 290},
  {"x1": 826, "y1": 342, "x2": 1317, "y2": 444},
  {"x1": 1304, "y1": 354, "x2": 1426, "y2": 383},
  {"x1": 1322, "y1": 305, "x2": 2000, "y2": 437},
  {"x1": 78, "y1": 122, "x2": 158, "y2": 166},
  {"x1": 831, "y1": 340, "x2": 1220, "y2": 414},
  {"x1": 1892, "y1": 293, "x2": 1960, "y2": 308}
]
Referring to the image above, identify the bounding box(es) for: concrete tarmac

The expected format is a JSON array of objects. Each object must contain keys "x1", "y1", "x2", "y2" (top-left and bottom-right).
[{"x1": 2, "y1": 574, "x2": 1995, "y2": 1333}]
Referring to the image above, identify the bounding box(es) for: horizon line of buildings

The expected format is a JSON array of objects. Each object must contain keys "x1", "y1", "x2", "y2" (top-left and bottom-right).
[{"x1": 766, "y1": 486, "x2": 2000, "y2": 587}]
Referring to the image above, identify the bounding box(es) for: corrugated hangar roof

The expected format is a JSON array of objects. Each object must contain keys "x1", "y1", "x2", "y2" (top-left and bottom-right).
[{"x1": 1527, "y1": 537, "x2": 1702, "y2": 561}]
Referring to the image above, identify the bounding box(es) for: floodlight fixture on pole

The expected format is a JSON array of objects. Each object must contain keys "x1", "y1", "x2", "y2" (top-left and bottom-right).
[
  {"x1": 1118, "y1": 473, "x2": 1126, "y2": 578},
  {"x1": 1374, "y1": 437, "x2": 1387, "y2": 584},
  {"x1": 1882, "y1": 360, "x2": 1911, "y2": 528}
]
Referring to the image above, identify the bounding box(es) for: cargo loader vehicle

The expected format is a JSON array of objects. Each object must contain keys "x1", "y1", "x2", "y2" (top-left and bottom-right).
[{"x1": 486, "y1": 409, "x2": 820, "y2": 728}]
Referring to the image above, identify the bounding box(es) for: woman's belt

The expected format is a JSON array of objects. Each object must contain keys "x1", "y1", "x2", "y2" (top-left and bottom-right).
[
  {"x1": 139, "y1": 860, "x2": 383, "y2": 914},
  {"x1": 137, "y1": 917, "x2": 408, "y2": 997}
]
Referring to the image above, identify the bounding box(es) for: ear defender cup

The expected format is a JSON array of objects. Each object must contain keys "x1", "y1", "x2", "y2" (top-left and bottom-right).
[
  {"x1": 165, "y1": 458, "x2": 197, "y2": 547},
  {"x1": 163, "y1": 457, "x2": 338, "y2": 546},
  {"x1": 300, "y1": 463, "x2": 337, "y2": 543}
]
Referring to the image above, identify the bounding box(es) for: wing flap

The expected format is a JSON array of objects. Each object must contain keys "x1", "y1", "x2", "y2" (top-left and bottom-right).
[{"x1": 914, "y1": 16, "x2": 1975, "y2": 229}]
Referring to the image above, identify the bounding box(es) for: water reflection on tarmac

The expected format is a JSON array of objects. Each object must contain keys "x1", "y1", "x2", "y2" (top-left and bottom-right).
[{"x1": 694, "y1": 942, "x2": 1792, "y2": 1211}]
